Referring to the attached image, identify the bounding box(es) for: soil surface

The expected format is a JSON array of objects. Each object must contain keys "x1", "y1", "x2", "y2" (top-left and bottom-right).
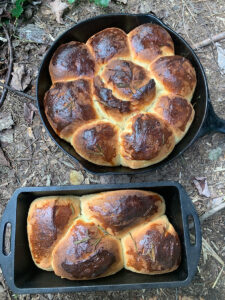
[{"x1": 0, "y1": 0, "x2": 225, "y2": 299}]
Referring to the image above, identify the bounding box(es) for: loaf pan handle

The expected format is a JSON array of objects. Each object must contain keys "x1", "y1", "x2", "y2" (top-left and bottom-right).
[
  {"x1": 180, "y1": 187, "x2": 202, "y2": 282},
  {"x1": 0, "y1": 193, "x2": 17, "y2": 291},
  {"x1": 198, "y1": 101, "x2": 225, "y2": 137}
]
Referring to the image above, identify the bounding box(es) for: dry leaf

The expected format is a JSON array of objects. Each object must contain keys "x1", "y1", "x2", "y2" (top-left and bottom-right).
[
  {"x1": 193, "y1": 177, "x2": 211, "y2": 197},
  {"x1": 24, "y1": 103, "x2": 38, "y2": 125},
  {"x1": 0, "y1": 146, "x2": 10, "y2": 167},
  {"x1": 11, "y1": 63, "x2": 32, "y2": 91},
  {"x1": 49, "y1": 0, "x2": 69, "y2": 24},
  {"x1": 70, "y1": 170, "x2": 84, "y2": 185}
]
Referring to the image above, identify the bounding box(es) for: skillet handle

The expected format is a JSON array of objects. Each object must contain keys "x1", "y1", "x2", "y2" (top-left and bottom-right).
[
  {"x1": 0, "y1": 194, "x2": 17, "y2": 291},
  {"x1": 198, "y1": 101, "x2": 225, "y2": 137},
  {"x1": 180, "y1": 187, "x2": 202, "y2": 283}
]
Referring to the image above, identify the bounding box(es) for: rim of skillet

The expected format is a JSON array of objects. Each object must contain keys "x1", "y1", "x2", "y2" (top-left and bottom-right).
[{"x1": 36, "y1": 13, "x2": 209, "y2": 175}]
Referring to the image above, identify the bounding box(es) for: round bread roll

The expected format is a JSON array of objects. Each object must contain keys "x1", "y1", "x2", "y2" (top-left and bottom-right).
[
  {"x1": 44, "y1": 23, "x2": 197, "y2": 169},
  {"x1": 27, "y1": 196, "x2": 80, "y2": 271},
  {"x1": 120, "y1": 113, "x2": 175, "y2": 169},
  {"x1": 44, "y1": 79, "x2": 98, "y2": 142},
  {"x1": 71, "y1": 120, "x2": 120, "y2": 166},
  {"x1": 151, "y1": 94, "x2": 195, "y2": 142},
  {"x1": 121, "y1": 215, "x2": 181, "y2": 274},
  {"x1": 51, "y1": 218, "x2": 123, "y2": 280},
  {"x1": 127, "y1": 23, "x2": 174, "y2": 66},
  {"x1": 27, "y1": 190, "x2": 181, "y2": 280},
  {"x1": 151, "y1": 55, "x2": 196, "y2": 101},
  {"x1": 49, "y1": 41, "x2": 95, "y2": 83},
  {"x1": 86, "y1": 27, "x2": 130, "y2": 65}
]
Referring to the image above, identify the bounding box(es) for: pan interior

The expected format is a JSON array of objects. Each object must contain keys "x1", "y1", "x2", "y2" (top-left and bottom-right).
[{"x1": 14, "y1": 185, "x2": 188, "y2": 290}]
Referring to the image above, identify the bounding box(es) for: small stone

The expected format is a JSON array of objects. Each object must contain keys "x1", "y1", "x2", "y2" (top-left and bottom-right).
[
  {"x1": 0, "y1": 130, "x2": 14, "y2": 144},
  {"x1": 70, "y1": 170, "x2": 84, "y2": 185},
  {"x1": 208, "y1": 147, "x2": 222, "y2": 161},
  {"x1": 116, "y1": 0, "x2": 127, "y2": 4},
  {"x1": 18, "y1": 24, "x2": 50, "y2": 44},
  {"x1": 46, "y1": 175, "x2": 51, "y2": 186},
  {"x1": 27, "y1": 127, "x2": 35, "y2": 139},
  {"x1": 24, "y1": 7, "x2": 33, "y2": 20},
  {"x1": 216, "y1": 43, "x2": 225, "y2": 74},
  {"x1": 0, "y1": 113, "x2": 14, "y2": 131}
]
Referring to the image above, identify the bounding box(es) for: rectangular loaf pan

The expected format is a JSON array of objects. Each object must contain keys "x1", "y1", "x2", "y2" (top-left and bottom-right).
[{"x1": 0, "y1": 182, "x2": 201, "y2": 294}]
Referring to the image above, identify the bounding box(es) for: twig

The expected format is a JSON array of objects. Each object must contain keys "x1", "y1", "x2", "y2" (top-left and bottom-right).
[
  {"x1": 0, "y1": 81, "x2": 36, "y2": 101},
  {"x1": 15, "y1": 134, "x2": 40, "y2": 158},
  {"x1": 189, "y1": 202, "x2": 225, "y2": 229},
  {"x1": 202, "y1": 236, "x2": 224, "y2": 266},
  {"x1": 0, "y1": 25, "x2": 13, "y2": 109},
  {"x1": 199, "y1": 202, "x2": 225, "y2": 223},
  {"x1": 212, "y1": 266, "x2": 224, "y2": 289},
  {"x1": 193, "y1": 31, "x2": 225, "y2": 49}
]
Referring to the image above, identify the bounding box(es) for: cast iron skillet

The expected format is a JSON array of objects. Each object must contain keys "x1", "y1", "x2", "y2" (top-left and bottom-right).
[{"x1": 36, "y1": 13, "x2": 225, "y2": 175}]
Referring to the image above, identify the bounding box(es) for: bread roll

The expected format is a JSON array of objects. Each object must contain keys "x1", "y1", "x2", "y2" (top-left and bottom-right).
[
  {"x1": 121, "y1": 215, "x2": 181, "y2": 274},
  {"x1": 71, "y1": 120, "x2": 120, "y2": 166},
  {"x1": 87, "y1": 28, "x2": 130, "y2": 65},
  {"x1": 151, "y1": 94, "x2": 195, "y2": 142},
  {"x1": 27, "y1": 196, "x2": 80, "y2": 271},
  {"x1": 44, "y1": 80, "x2": 98, "y2": 142},
  {"x1": 120, "y1": 113, "x2": 175, "y2": 169},
  {"x1": 44, "y1": 23, "x2": 197, "y2": 168},
  {"x1": 49, "y1": 41, "x2": 95, "y2": 83},
  {"x1": 52, "y1": 218, "x2": 123, "y2": 280},
  {"x1": 81, "y1": 190, "x2": 165, "y2": 237},
  {"x1": 128, "y1": 23, "x2": 174, "y2": 65}
]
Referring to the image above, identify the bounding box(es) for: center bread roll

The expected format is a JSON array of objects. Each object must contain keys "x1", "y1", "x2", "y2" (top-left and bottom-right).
[
  {"x1": 81, "y1": 189, "x2": 165, "y2": 237},
  {"x1": 44, "y1": 23, "x2": 197, "y2": 169},
  {"x1": 27, "y1": 189, "x2": 181, "y2": 280}
]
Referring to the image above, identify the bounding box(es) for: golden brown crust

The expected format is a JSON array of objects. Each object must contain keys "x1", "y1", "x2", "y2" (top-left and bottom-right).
[
  {"x1": 44, "y1": 80, "x2": 98, "y2": 141},
  {"x1": 27, "y1": 196, "x2": 80, "y2": 271},
  {"x1": 120, "y1": 113, "x2": 175, "y2": 169},
  {"x1": 86, "y1": 28, "x2": 130, "y2": 65},
  {"x1": 44, "y1": 24, "x2": 197, "y2": 169},
  {"x1": 151, "y1": 94, "x2": 195, "y2": 142},
  {"x1": 81, "y1": 190, "x2": 165, "y2": 237},
  {"x1": 28, "y1": 190, "x2": 181, "y2": 280},
  {"x1": 71, "y1": 121, "x2": 120, "y2": 166},
  {"x1": 51, "y1": 218, "x2": 123, "y2": 280},
  {"x1": 128, "y1": 23, "x2": 174, "y2": 64},
  {"x1": 151, "y1": 56, "x2": 196, "y2": 100},
  {"x1": 49, "y1": 41, "x2": 95, "y2": 83},
  {"x1": 121, "y1": 215, "x2": 181, "y2": 274}
]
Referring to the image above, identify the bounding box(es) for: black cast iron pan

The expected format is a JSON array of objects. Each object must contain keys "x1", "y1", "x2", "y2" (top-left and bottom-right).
[
  {"x1": 0, "y1": 182, "x2": 201, "y2": 293},
  {"x1": 36, "y1": 13, "x2": 225, "y2": 175}
]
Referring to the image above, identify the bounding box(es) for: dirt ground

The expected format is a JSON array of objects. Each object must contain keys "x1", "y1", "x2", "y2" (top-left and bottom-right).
[{"x1": 0, "y1": 0, "x2": 225, "y2": 299}]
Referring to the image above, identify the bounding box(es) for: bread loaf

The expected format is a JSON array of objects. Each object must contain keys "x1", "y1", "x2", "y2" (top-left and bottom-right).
[
  {"x1": 27, "y1": 190, "x2": 181, "y2": 280},
  {"x1": 44, "y1": 24, "x2": 196, "y2": 168}
]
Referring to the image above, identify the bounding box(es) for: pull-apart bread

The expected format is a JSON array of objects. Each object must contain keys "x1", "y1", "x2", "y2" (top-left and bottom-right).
[
  {"x1": 44, "y1": 24, "x2": 196, "y2": 169},
  {"x1": 27, "y1": 190, "x2": 181, "y2": 280}
]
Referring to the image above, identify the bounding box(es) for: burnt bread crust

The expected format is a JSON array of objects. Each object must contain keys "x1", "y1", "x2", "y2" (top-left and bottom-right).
[
  {"x1": 44, "y1": 24, "x2": 196, "y2": 169},
  {"x1": 27, "y1": 190, "x2": 181, "y2": 280}
]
